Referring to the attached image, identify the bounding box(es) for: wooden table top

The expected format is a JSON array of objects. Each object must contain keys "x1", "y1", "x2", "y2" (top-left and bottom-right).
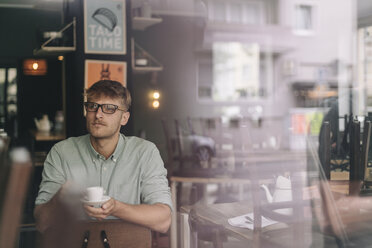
[{"x1": 30, "y1": 130, "x2": 65, "y2": 141}]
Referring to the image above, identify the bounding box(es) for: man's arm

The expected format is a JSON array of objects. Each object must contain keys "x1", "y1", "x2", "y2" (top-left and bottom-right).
[{"x1": 84, "y1": 198, "x2": 171, "y2": 233}]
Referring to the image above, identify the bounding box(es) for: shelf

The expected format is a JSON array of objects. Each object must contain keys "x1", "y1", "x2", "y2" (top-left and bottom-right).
[
  {"x1": 133, "y1": 66, "x2": 163, "y2": 73},
  {"x1": 131, "y1": 38, "x2": 163, "y2": 73},
  {"x1": 33, "y1": 18, "x2": 76, "y2": 55},
  {"x1": 132, "y1": 16, "x2": 162, "y2": 31}
]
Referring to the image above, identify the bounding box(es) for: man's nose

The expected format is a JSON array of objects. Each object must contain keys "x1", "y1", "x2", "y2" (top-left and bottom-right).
[{"x1": 95, "y1": 106, "x2": 104, "y2": 117}]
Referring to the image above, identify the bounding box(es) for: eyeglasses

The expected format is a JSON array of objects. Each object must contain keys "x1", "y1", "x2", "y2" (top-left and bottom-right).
[{"x1": 84, "y1": 102, "x2": 125, "y2": 114}]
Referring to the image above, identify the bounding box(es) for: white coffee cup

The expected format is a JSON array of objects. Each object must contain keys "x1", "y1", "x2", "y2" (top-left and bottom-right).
[{"x1": 86, "y1": 186, "x2": 103, "y2": 201}]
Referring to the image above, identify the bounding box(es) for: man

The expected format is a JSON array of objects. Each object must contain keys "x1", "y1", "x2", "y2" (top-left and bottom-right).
[{"x1": 34, "y1": 80, "x2": 172, "y2": 234}]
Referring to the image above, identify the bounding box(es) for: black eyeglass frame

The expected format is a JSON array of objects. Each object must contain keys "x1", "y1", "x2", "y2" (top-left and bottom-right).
[{"x1": 84, "y1": 102, "x2": 126, "y2": 114}]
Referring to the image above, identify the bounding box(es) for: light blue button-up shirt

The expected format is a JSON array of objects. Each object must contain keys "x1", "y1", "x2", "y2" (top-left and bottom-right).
[{"x1": 35, "y1": 134, "x2": 173, "y2": 211}]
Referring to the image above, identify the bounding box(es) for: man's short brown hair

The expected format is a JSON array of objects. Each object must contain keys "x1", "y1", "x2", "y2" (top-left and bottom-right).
[{"x1": 86, "y1": 80, "x2": 131, "y2": 111}]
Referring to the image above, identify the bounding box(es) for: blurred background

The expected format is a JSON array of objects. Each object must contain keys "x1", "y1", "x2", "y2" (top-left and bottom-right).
[{"x1": 1, "y1": 0, "x2": 372, "y2": 247}]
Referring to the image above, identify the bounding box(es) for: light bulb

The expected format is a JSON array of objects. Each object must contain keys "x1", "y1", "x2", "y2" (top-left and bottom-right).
[
  {"x1": 152, "y1": 100, "x2": 160, "y2": 109},
  {"x1": 153, "y1": 91, "x2": 160, "y2": 99},
  {"x1": 32, "y1": 62, "x2": 39, "y2": 70}
]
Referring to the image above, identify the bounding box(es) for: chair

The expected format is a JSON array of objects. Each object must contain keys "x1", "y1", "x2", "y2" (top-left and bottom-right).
[
  {"x1": 308, "y1": 120, "x2": 372, "y2": 247},
  {"x1": 319, "y1": 121, "x2": 331, "y2": 179},
  {"x1": 246, "y1": 160, "x2": 311, "y2": 248},
  {"x1": 40, "y1": 219, "x2": 152, "y2": 248},
  {"x1": 162, "y1": 119, "x2": 199, "y2": 174},
  {"x1": 361, "y1": 120, "x2": 372, "y2": 185},
  {"x1": 0, "y1": 147, "x2": 33, "y2": 248},
  {"x1": 349, "y1": 120, "x2": 361, "y2": 181}
]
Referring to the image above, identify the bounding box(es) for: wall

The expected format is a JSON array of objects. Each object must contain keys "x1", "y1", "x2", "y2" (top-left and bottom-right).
[{"x1": 0, "y1": 8, "x2": 61, "y2": 59}]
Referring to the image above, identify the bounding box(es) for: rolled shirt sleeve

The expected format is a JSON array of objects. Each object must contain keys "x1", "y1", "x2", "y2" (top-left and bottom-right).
[
  {"x1": 35, "y1": 145, "x2": 66, "y2": 205},
  {"x1": 140, "y1": 144, "x2": 173, "y2": 212}
]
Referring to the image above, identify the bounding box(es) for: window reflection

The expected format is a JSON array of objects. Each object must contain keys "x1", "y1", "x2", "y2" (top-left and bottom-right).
[
  {"x1": 198, "y1": 42, "x2": 269, "y2": 101},
  {"x1": 295, "y1": 4, "x2": 313, "y2": 31}
]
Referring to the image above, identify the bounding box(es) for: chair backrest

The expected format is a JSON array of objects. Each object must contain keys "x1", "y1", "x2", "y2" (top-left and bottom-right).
[
  {"x1": 0, "y1": 136, "x2": 11, "y2": 207},
  {"x1": 0, "y1": 147, "x2": 32, "y2": 248},
  {"x1": 319, "y1": 121, "x2": 331, "y2": 179},
  {"x1": 307, "y1": 134, "x2": 351, "y2": 246},
  {"x1": 174, "y1": 119, "x2": 186, "y2": 165},
  {"x1": 350, "y1": 120, "x2": 361, "y2": 181},
  {"x1": 41, "y1": 219, "x2": 152, "y2": 248},
  {"x1": 361, "y1": 121, "x2": 372, "y2": 181},
  {"x1": 161, "y1": 119, "x2": 176, "y2": 177},
  {"x1": 248, "y1": 155, "x2": 310, "y2": 246}
]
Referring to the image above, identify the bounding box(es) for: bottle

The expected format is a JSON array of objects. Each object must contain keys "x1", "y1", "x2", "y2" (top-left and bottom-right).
[{"x1": 54, "y1": 111, "x2": 64, "y2": 133}]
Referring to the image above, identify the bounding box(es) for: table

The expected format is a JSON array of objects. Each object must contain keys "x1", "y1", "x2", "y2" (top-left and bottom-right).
[
  {"x1": 184, "y1": 201, "x2": 313, "y2": 248},
  {"x1": 170, "y1": 177, "x2": 255, "y2": 248},
  {"x1": 29, "y1": 130, "x2": 65, "y2": 166},
  {"x1": 30, "y1": 130, "x2": 66, "y2": 142},
  {"x1": 182, "y1": 182, "x2": 366, "y2": 248},
  {"x1": 169, "y1": 150, "x2": 307, "y2": 248}
]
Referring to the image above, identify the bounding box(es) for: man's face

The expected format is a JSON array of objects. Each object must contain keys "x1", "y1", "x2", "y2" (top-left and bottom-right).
[{"x1": 85, "y1": 95, "x2": 130, "y2": 140}]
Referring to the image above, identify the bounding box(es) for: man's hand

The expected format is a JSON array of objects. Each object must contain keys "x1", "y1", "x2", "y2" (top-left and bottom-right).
[
  {"x1": 84, "y1": 198, "x2": 171, "y2": 232},
  {"x1": 83, "y1": 197, "x2": 116, "y2": 220}
]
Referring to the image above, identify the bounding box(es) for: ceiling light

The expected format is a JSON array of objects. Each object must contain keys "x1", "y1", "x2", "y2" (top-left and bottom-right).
[
  {"x1": 32, "y1": 62, "x2": 39, "y2": 70},
  {"x1": 153, "y1": 91, "x2": 160, "y2": 99},
  {"x1": 23, "y1": 59, "x2": 47, "y2": 76}
]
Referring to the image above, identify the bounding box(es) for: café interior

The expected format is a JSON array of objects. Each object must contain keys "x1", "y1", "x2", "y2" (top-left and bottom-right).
[{"x1": 2, "y1": 0, "x2": 372, "y2": 247}]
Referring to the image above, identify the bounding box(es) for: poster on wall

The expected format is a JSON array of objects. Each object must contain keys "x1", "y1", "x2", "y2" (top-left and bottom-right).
[
  {"x1": 85, "y1": 59, "x2": 127, "y2": 89},
  {"x1": 84, "y1": 0, "x2": 126, "y2": 54}
]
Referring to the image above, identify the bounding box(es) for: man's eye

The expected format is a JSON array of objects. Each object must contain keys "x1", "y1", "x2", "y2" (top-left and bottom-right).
[{"x1": 106, "y1": 105, "x2": 116, "y2": 111}]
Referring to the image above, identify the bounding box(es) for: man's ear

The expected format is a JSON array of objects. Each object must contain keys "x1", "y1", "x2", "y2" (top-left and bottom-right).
[{"x1": 120, "y1": 112, "x2": 130, "y2": 126}]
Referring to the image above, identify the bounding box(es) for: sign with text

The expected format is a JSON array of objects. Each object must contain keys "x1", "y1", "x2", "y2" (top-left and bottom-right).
[{"x1": 84, "y1": 0, "x2": 126, "y2": 54}]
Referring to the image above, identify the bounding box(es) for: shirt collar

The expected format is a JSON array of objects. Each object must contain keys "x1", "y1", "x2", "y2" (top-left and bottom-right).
[{"x1": 88, "y1": 134, "x2": 125, "y2": 162}]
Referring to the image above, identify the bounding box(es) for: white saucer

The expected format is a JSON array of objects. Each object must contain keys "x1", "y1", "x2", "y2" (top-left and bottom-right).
[{"x1": 81, "y1": 195, "x2": 110, "y2": 208}]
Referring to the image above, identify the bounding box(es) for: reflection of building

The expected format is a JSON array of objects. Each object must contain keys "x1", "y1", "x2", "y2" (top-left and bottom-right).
[{"x1": 133, "y1": 0, "x2": 355, "y2": 151}]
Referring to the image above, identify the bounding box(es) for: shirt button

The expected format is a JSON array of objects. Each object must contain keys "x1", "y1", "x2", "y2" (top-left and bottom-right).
[{"x1": 103, "y1": 167, "x2": 107, "y2": 171}]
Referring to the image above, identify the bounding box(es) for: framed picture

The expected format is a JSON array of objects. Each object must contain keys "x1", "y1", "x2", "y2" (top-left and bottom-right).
[
  {"x1": 85, "y1": 59, "x2": 127, "y2": 89},
  {"x1": 84, "y1": 0, "x2": 126, "y2": 54}
]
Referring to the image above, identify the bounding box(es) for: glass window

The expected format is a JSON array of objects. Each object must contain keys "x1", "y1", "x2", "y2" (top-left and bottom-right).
[
  {"x1": 211, "y1": 1, "x2": 226, "y2": 21},
  {"x1": 212, "y1": 42, "x2": 260, "y2": 101},
  {"x1": 0, "y1": 69, "x2": 5, "y2": 85},
  {"x1": 229, "y1": 3, "x2": 242, "y2": 23},
  {"x1": 295, "y1": 4, "x2": 313, "y2": 31},
  {"x1": 197, "y1": 42, "x2": 272, "y2": 102},
  {"x1": 8, "y1": 68, "x2": 17, "y2": 83},
  {"x1": 243, "y1": 3, "x2": 262, "y2": 25}
]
